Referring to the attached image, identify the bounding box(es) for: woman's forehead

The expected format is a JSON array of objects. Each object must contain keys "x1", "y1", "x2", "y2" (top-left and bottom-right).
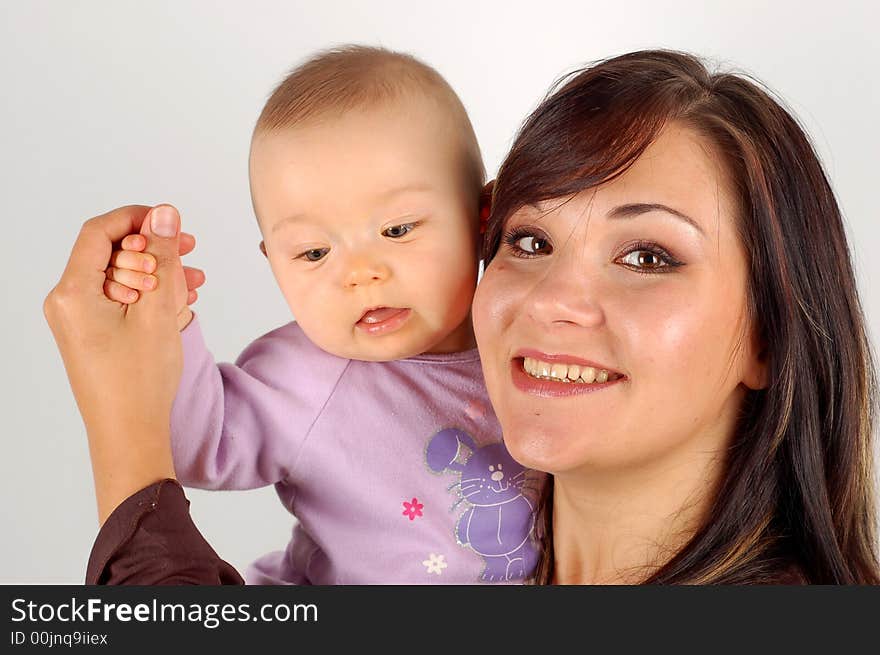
[{"x1": 515, "y1": 125, "x2": 733, "y2": 238}]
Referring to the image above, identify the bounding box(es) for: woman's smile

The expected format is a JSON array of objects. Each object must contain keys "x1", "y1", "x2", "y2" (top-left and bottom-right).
[{"x1": 512, "y1": 350, "x2": 626, "y2": 397}]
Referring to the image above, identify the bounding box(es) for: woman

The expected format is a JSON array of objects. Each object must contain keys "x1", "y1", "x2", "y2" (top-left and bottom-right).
[
  {"x1": 474, "y1": 50, "x2": 878, "y2": 584},
  {"x1": 46, "y1": 50, "x2": 878, "y2": 584}
]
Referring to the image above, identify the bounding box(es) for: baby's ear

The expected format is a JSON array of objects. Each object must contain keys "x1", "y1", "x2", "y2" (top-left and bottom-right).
[
  {"x1": 259, "y1": 241, "x2": 267, "y2": 258},
  {"x1": 479, "y1": 180, "x2": 495, "y2": 235}
]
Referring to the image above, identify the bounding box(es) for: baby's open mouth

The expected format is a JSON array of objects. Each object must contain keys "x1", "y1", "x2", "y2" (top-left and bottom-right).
[
  {"x1": 357, "y1": 307, "x2": 408, "y2": 325},
  {"x1": 355, "y1": 307, "x2": 412, "y2": 335}
]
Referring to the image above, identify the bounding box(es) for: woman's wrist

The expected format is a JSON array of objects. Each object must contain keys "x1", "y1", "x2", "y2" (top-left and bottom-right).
[{"x1": 87, "y1": 424, "x2": 176, "y2": 525}]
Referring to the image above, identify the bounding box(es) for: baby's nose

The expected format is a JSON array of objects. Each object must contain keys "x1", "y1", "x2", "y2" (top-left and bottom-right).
[{"x1": 344, "y1": 258, "x2": 391, "y2": 288}]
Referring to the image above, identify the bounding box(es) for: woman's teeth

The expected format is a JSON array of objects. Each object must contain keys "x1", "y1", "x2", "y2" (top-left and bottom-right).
[{"x1": 522, "y1": 357, "x2": 621, "y2": 384}]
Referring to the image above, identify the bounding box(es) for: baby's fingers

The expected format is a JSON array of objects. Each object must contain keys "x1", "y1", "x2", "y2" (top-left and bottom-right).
[
  {"x1": 110, "y1": 248, "x2": 157, "y2": 274},
  {"x1": 104, "y1": 278, "x2": 139, "y2": 304},
  {"x1": 120, "y1": 234, "x2": 146, "y2": 252},
  {"x1": 120, "y1": 231, "x2": 196, "y2": 256},
  {"x1": 105, "y1": 266, "x2": 157, "y2": 293}
]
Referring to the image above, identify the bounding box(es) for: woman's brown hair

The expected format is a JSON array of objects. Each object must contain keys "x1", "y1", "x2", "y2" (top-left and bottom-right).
[{"x1": 484, "y1": 50, "x2": 879, "y2": 584}]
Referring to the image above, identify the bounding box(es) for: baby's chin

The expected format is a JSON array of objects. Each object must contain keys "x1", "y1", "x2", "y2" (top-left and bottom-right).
[{"x1": 307, "y1": 331, "x2": 438, "y2": 363}]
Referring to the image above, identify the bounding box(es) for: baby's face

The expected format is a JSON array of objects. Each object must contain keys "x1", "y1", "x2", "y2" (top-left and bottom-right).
[{"x1": 249, "y1": 99, "x2": 480, "y2": 361}]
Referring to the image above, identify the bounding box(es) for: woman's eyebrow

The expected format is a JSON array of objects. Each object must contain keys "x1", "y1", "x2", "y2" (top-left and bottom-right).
[{"x1": 607, "y1": 203, "x2": 705, "y2": 238}]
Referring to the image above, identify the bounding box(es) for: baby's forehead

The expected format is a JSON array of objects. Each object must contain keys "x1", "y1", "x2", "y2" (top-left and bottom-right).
[
  {"x1": 250, "y1": 109, "x2": 476, "y2": 231},
  {"x1": 251, "y1": 103, "x2": 469, "y2": 186},
  {"x1": 252, "y1": 91, "x2": 467, "y2": 149}
]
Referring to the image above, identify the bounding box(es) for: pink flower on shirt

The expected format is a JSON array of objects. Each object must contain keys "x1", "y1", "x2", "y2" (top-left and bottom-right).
[{"x1": 402, "y1": 497, "x2": 424, "y2": 521}]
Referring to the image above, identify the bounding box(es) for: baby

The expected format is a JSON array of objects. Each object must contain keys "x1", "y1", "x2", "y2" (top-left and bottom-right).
[{"x1": 104, "y1": 46, "x2": 540, "y2": 584}]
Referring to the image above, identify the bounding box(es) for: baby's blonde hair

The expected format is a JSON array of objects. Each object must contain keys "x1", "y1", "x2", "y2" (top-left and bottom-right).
[{"x1": 253, "y1": 45, "x2": 485, "y2": 199}]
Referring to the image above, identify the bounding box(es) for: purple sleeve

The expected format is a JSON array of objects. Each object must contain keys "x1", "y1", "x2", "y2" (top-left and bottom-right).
[
  {"x1": 86, "y1": 479, "x2": 244, "y2": 585},
  {"x1": 170, "y1": 315, "x2": 350, "y2": 490}
]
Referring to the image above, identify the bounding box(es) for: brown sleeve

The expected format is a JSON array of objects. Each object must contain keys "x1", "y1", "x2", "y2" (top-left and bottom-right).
[{"x1": 85, "y1": 479, "x2": 244, "y2": 585}]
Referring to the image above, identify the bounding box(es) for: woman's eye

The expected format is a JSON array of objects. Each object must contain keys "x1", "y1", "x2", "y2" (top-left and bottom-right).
[
  {"x1": 502, "y1": 227, "x2": 553, "y2": 258},
  {"x1": 617, "y1": 244, "x2": 682, "y2": 274},
  {"x1": 515, "y1": 235, "x2": 551, "y2": 255},
  {"x1": 383, "y1": 223, "x2": 415, "y2": 238},
  {"x1": 297, "y1": 248, "x2": 329, "y2": 262},
  {"x1": 620, "y1": 250, "x2": 667, "y2": 269}
]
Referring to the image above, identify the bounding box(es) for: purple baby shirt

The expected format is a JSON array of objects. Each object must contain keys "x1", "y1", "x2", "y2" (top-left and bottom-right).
[{"x1": 170, "y1": 315, "x2": 540, "y2": 584}]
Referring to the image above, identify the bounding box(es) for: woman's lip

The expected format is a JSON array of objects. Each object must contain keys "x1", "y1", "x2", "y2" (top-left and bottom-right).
[
  {"x1": 355, "y1": 307, "x2": 412, "y2": 335},
  {"x1": 514, "y1": 348, "x2": 622, "y2": 376},
  {"x1": 510, "y1": 358, "x2": 625, "y2": 397}
]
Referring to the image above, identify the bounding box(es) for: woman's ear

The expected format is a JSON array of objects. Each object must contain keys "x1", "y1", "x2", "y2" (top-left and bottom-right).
[
  {"x1": 259, "y1": 241, "x2": 267, "y2": 258},
  {"x1": 479, "y1": 180, "x2": 495, "y2": 235},
  {"x1": 743, "y1": 340, "x2": 770, "y2": 390}
]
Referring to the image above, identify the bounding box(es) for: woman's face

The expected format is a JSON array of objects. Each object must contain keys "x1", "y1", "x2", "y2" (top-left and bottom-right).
[{"x1": 473, "y1": 124, "x2": 766, "y2": 477}]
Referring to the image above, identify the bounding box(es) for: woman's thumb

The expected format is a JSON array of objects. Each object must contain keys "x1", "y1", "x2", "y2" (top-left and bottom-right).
[{"x1": 137, "y1": 205, "x2": 185, "y2": 313}]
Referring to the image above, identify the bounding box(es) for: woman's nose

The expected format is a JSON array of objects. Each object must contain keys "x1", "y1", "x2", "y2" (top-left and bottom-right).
[
  {"x1": 343, "y1": 253, "x2": 391, "y2": 288},
  {"x1": 524, "y1": 264, "x2": 605, "y2": 329}
]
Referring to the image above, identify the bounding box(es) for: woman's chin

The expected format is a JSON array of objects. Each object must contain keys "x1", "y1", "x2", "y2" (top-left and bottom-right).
[
  {"x1": 502, "y1": 428, "x2": 591, "y2": 476},
  {"x1": 502, "y1": 421, "x2": 650, "y2": 477}
]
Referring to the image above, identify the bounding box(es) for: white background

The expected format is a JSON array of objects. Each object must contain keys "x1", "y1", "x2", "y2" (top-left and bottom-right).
[{"x1": 1, "y1": 0, "x2": 877, "y2": 582}]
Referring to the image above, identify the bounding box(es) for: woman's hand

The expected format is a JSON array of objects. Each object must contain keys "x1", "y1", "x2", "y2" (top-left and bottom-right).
[
  {"x1": 103, "y1": 230, "x2": 205, "y2": 332},
  {"x1": 44, "y1": 204, "x2": 187, "y2": 523}
]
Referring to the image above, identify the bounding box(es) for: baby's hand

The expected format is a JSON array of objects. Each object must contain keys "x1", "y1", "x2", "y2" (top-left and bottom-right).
[{"x1": 104, "y1": 231, "x2": 206, "y2": 331}]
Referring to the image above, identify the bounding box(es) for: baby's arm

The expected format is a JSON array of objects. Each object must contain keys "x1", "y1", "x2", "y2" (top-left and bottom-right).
[
  {"x1": 105, "y1": 234, "x2": 348, "y2": 492},
  {"x1": 104, "y1": 232, "x2": 205, "y2": 331},
  {"x1": 169, "y1": 319, "x2": 349, "y2": 491}
]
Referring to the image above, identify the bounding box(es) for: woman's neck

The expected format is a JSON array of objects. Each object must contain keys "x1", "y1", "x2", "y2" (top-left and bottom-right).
[{"x1": 549, "y1": 440, "x2": 727, "y2": 585}]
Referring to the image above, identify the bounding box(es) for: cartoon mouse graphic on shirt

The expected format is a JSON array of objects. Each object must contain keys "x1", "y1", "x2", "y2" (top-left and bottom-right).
[{"x1": 426, "y1": 428, "x2": 539, "y2": 582}]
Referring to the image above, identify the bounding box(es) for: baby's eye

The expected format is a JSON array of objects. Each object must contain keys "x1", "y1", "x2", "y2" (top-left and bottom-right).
[
  {"x1": 297, "y1": 248, "x2": 329, "y2": 262},
  {"x1": 382, "y1": 223, "x2": 416, "y2": 238}
]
